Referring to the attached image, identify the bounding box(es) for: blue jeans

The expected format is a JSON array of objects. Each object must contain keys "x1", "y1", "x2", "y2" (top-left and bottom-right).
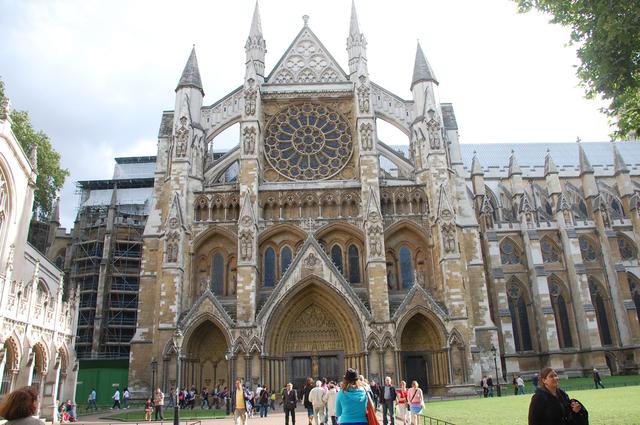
[{"x1": 260, "y1": 404, "x2": 269, "y2": 417}]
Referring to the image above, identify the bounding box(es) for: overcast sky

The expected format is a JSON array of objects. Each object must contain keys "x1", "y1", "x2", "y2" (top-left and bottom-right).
[{"x1": 0, "y1": 0, "x2": 612, "y2": 228}]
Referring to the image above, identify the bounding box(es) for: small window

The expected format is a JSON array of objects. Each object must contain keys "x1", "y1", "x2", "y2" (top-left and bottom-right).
[
  {"x1": 264, "y1": 247, "x2": 276, "y2": 287},
  {"x1": 281, "y1": 246, "x2": 293, "y2": 275},
  {"x1": 541, "y1": 239, "x2": 560, "y2": 263},
  {"x1": 331, "y1": 245, "x2": 343, "y2": 274},
  {"x1": 348, "y1": 245, "x2": 361, "y2": 284},
  {"x1": 399, "y1": 246, "x2": 414, "y2": 289},
  {"x1": 618, "y1": 237, "x2": 636, "y2": 261},
  {"x1": 579, "y1": 238, "x2": 597, "y2": 262},
  {"x1": 500, "y1": 240, "x2": 522, "y2": 265},
  {"x1": 211, "y1": 253, "x2": 225, "y2": 295}
]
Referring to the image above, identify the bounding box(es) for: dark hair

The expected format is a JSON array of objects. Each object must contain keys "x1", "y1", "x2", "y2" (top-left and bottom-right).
[
  {"x1": 0, "y1": 386, "x2": 38, "y2": 420},
  {"x1": 341, "y1": 368, "x2": 361, "y2": 391},
  {"x1": 540, "y1": 367, "x2": 555, "y2": 381}
]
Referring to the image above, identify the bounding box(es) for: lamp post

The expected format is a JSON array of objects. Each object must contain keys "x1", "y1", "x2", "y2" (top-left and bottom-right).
[
  {"x1": 150, "y1": 358, "x2": 158, "y2": 400},
  {"x1": 491, "y1": 345, "x2": 501, "y2": 397},
  {"x1": 172, "y1": 329, "x2": 184, "y2": 425}
]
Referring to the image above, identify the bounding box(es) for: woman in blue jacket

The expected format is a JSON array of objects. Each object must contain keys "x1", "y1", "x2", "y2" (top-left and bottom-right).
[{"x1": 336, "y1": 368, "x2": 368, "y2": 425}]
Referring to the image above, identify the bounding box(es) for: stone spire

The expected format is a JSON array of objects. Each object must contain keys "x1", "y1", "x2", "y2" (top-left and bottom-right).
[
  {"x1": 176, "y1": 46, "x2": 204, "y2": 96},
  {"x1": 471, "y1": 151, "x2": 484, "y2": 176},
  {"x1": 577, "y1": 140, "x2": 594, "y2": 174},
  {"x1": 612, "y1": 142, "x2": 628, "y2": 174},
  {"x1": 411, "y1": 41, "x2": 438, "y2": 89},
  {"x1": 50, "y1": 197, "x2": 61, "y2": 224},
  {"x1": 508, "y1": 150, "x2": 522, "y2": 176},
  {"x1": 347, "y1": 0, "x2": 367, "y2": 76},
  {"x1": 245, "y1": 1, "x2": 266, "y2": 78},
  {"x1": 544, "y1": 149, "x2": 558, "y2": 176}
]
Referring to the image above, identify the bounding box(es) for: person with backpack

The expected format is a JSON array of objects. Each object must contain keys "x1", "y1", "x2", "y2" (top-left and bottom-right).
[
  {"x1": 259, "y1": 385, "x2": 270, "y2": 417},
  {"x1": 528, "y1": 368, "x2": 588, "y2": 425}
]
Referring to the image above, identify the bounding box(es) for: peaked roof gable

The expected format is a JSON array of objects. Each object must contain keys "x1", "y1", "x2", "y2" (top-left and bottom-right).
[
  {"x1": 179, "y1": 289, "x2": 235, "y2": 328},
  {"x1": 256, "y1": 235, "x2": 372, "y2": 323},
  {"x1": 266, "y1": 24, "x2": 349, "y2": 84}
]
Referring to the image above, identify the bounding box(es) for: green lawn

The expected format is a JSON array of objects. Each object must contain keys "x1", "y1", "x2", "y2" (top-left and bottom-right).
[
  {"x1": 104, "y1": 408, "x2": 227, "y2": 421},
  {"x1": 423, "y1": 386, "x2": 640, "y2": 425}
]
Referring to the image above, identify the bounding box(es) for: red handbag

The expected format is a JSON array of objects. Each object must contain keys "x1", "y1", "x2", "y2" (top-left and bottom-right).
[{"x1": 366, "y1": 395, "x2": 380, "y2": 425}]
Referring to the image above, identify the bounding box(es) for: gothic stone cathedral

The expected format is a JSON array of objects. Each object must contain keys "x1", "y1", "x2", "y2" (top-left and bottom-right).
[{"x1": 128, "y1": 4, "x2": 640, "y2": 396}]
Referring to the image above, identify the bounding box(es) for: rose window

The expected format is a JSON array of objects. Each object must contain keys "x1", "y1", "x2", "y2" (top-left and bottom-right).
[{"x1": 264, "y1": 103, "x2": 353, "y2": 181}]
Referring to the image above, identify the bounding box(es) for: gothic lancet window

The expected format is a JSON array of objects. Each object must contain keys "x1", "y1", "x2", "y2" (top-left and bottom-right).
[
  {"x1": 541, "y1": 239, "x2": 561, "y2": 264},
  {"x1": 281, "y1": 246, "x2": 293, "y2": 276},
  {"x1": 399, "y1": 246, "x2": 414, "y2": 289},
  {"x1": 628, "y1": 274, "x2": 640, "y2": 325},
  {"x1": 610, "y1": 198, "x2": 624, "y2": 219},
  {"x1": 348, "y1": 244, "x2": 361, "y2": 284},
  {"x1": 579, "y1": 237, "x2": 598, "y2": 262},
  {"x1": 507, "y1": 282, "x2": 533, "y2": 352},
  {"x1": 500, "y1": 240, "x2": 522, "y2": 265},
  {"x1": 588, "y1": 277, "x2": 613, "y2": 346},
  {"x1": 211, "y1": 253, "x2": 225, "y2": 295},
  {"x1": 331, "y1": 245, "x2": 343, "y2": 274},
  {"x1": 548, "y1": 278, "x2": 574, "y2": 348},
  {"x1": 264, "y1": 247, "x2": 276, "y2": 287},
  {"x1": 618, "y1": 236, "x2": 637, "y2": 261}
]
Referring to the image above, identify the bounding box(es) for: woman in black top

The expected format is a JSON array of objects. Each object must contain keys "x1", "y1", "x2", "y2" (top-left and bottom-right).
[{"x1": 528, "y1": 368, "x2": 588, "y2": 425}]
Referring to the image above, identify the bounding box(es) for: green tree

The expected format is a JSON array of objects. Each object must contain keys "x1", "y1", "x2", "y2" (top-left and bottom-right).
[
  {"x1": 0, "y1": 78, "x2": 69, "y2": 219},
  {"x1": 514, "y1": 0, "x2": 640, "y2": 139}
]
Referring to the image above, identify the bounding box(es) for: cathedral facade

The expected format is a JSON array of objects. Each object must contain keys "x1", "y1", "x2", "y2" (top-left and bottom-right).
[{"x1": 128, "y1": 4, "x2": 640, "y2": 397}]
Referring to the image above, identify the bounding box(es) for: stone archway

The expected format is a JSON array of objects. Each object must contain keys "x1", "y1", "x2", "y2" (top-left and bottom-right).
[
  {"x1": 264, "y1": 281, "x2": 365, "y2": 392},
  {"x1": 172, "y1": 320, "x2": 230, "y2": 394},
  {"x1": 398, "y1": 312, "x2": 447, "y2": 395}
]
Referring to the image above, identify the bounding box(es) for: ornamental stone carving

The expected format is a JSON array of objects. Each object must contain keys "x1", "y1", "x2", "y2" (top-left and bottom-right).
[
  {"x1": 175, "y1": 116, "x2": 189, "y2": 157},
  {"x1": 359, "y1": 122, "x2": 373, "y2": 151},
  {"x1": 357, "y1": 85, "x2": 370, "y2": 113},
  {"x1": 243, "y1": 126, "x2": 256, "y2": 155},
  {"x1": 244, "y1": 79, "x2": 257, "y2": 116},
  {"x1": 442, "y1": 223, "x2": 457, "y2": 254},
  {"x1": 368, "y1": 224, "x2": 383, "y2": 257},
  {"x1": 426, "y1": 118, "x2": 441, "y2": 150},
  {"x1": 239, "y1": 229, "x2": 254, "y2": 261},
  {"x1": 264, "y1": 103, "x2": 353, "y2": 181}
]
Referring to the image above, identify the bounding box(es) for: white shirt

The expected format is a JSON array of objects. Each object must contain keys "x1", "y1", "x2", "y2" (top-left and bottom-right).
[{"x1": 113, "y1": 390, "x2": 120, "y2": 401}]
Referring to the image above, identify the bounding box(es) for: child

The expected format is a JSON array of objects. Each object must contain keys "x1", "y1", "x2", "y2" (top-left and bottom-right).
[{"x1": 144, "y1": 398, "x2": 152, "y2": 421}]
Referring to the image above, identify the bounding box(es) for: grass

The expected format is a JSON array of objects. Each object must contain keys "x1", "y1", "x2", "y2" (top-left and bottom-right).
[
  {"x1": 423, "y1": 386, "x2": 640, "y2": 425},
  {"x1": 103, "y1": 408, "x2": 227, "y2": 421}
]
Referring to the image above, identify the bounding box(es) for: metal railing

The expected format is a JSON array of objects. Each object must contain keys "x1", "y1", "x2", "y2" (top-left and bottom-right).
[{"x1": 420, "y1": 414, "x2": 455, "y2": 425}]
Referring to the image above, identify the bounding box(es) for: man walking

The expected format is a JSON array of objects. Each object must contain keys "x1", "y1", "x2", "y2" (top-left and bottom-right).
[
  {"x1": 309, "y1": 380, "x2": 326, "y2": 425},
  {"x1": 231, "y1": 379, "x2": 250, "y2": 425},
  {"x1": 111, "y1": 387, "x2": 121, "y2": 410},
  {"x1": 283, "y1": 382, "x2": 298, "y2": 425},
  {"x1": 381, "y1": 376, "x2": 396, "y2": 425},
  {"x1": 593, "y1": 368, "x2": 605, "y2": 389},
  {"x1": 87, "y1": 388, "x2": 97, "y2": 412},
  {"x1": 154, "y1": 388, "x2": 165, "y2": 420}
]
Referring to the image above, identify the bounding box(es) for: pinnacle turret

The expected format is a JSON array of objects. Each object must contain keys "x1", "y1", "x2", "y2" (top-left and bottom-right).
[
  {"x1": 612, "y1": 142, "x2": 628, "y2": 174},
  {"x1": 176, "y1": 46, "x2": 204, "y2": 96},
  {"x1": 508, "y1": 150, "x2": 522, "y2": 176},
  {"x1": 411, "y1": 41, "x2": 438, "y2": 89},
  {"x1": 349, "y1": 0, "x2": 360, "y2": 38},
  {"x1": 347, "y1": 0, "x2": 367, "y2": 76},
  {"x1": 577, "y1": 141, "x2": 594, "y2": 174},
  {"x1": 544, "y1": 149, "x2": 558, "y2": 176},
  {"x1": 50, "y1": 197, "x2": 60, "y2": 224},
  {"x1": 245, "y1": 1, "x2": 266, "y2": 78},
  {"x1": 471, "y1": 151, "x2": 484, "y2": 176}
]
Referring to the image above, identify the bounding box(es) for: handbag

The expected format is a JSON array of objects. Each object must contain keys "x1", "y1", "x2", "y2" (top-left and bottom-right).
[{"x1": 366, "y1": 395, "x2": 380, "y2": 425}]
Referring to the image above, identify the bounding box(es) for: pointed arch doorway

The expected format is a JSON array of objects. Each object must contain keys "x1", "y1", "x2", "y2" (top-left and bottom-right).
[
  {"x1": 263, "y1": 280, "x2": 365, "y2": 392},
  {"x1": 168, "y1": 319, "x2": 230, "y2": 394}
]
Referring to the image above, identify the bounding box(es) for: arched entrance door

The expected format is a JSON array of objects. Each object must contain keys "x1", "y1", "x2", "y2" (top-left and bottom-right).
[
  {"x1": 264, "y1": 281, "x2": 364, "y2": 392},
  {"x1": 173, "y1": 320, "x2": 229, "y2": 395},
  {"x1": 399, "y1": 313, "x2": 447, "y2": 395}
]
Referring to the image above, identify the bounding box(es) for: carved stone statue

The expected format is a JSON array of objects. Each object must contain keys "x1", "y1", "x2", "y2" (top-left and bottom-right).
[
  {"x1": 175, "y1": 116, "x2": 189, "y2": 157},
  {"x1": 426, "y1": 119, "x2": 441, "y2": 150},
  {"x1": 239, "y1": 230, "x2": 253, "y2": 261},
  {"x1": 368, "y1": 224, "x2": 383, "y2": 257},
  {"x1": 442, "y1": 223, "x2": 456, "y2": 254},
  {"x1": 360, "y1": 122, "x2": 373, "y2": 151},
  {"x1": 243, "y1": 126, "x2": 256, "y2": 155},
  {"x1": 357, "y1": 85, "x2": 370, "y2": 113},
  {"x1": 244, "y1": 79, "x2": 257, "y2": 116}
]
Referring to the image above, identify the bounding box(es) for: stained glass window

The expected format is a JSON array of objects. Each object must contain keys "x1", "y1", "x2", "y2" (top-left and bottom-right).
[
  {"x1": 281, "y1": 246, "x2": 293, "y2": 275},
  {"x1": 500, "y1": 240, "x2": 522, "y2": 265},
  {"x1": 548, "y1": 279, "x2": 573, "y2": 348},
  {"x1": 331, "y1": 245, "x2": 343, "y2": 274},
  {"x1": 211, "y1": 253, "x2": 224, "y2": 295},
  {"x1": 579, "y1": 238, "x2": 597, "y2": 262},
  {"x1": 263, "y1": 103, "x2": 353, "y2": 181},
  {"x1": 348, "y1": 244, "x2": 360, "y2": 284},
  {"x1": 618, "y1": 237, "x2": 636, "y2": 261},
  {"x1": 399, "y1": 246, "x2": 414, "y2": 289},
  {"x1": 264, "y1": 247, "x2": 276, "y2": 287},
  {"x1": 588, "y1": 278, "x2": 613, "y2": 346},
  {"x1": 507, "y1": 283, "x2": 533, "y2": 351},
  {"x1": 541, "y1": 239, "x2": 561, "y2": 263}
]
